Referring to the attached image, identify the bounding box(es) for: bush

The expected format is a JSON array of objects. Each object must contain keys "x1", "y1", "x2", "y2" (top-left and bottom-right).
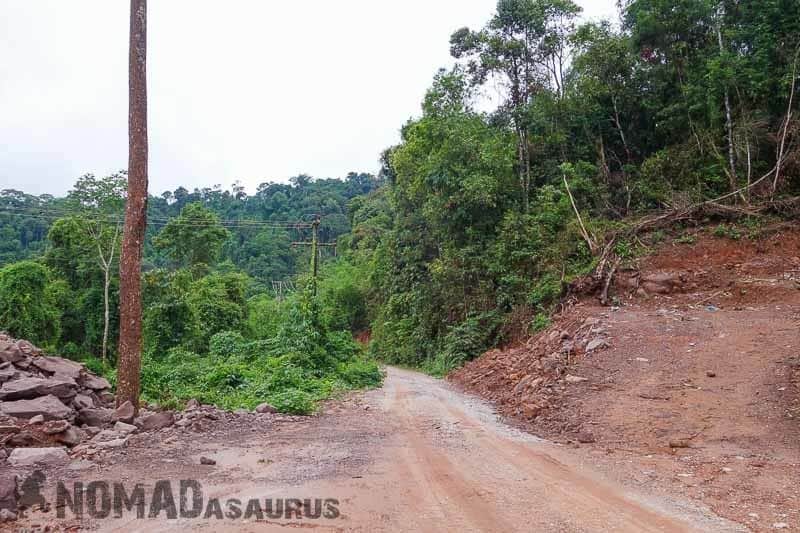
[
  {"x1": 268, "y1": 389, "x2": 316, "y2": 415},
  {"x1": 0, "y1": 261, "x2": 61, "y2": 347},
  {"x1": 139, "y1": 293, "x2": 383, "y2": 414}
]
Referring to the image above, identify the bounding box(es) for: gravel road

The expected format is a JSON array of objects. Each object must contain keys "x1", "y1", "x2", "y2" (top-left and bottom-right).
[{"x1": 13, "y1": 367, "x2": 745, "y2": 532}]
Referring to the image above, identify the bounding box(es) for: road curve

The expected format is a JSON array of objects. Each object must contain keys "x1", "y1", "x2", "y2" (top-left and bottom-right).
[{"x1": 16, "y1": 367, "x2": 744, "y2": 532}]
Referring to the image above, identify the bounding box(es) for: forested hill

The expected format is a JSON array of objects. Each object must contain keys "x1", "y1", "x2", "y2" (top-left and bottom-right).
[
  {"x1": 1, "y1": 0, "x2": 799, "y2": 387},
  {"x1": 0, "y1": 171, "x2": 381, "y2": 280}
]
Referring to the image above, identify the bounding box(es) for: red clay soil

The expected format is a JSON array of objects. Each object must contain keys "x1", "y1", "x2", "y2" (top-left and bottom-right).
[{"x1": 450, "y1": 225, "x2": 800, "y2": 531}]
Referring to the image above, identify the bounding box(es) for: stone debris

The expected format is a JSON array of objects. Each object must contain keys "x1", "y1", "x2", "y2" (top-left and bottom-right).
[
  {"x1": 450, "y1": 313, "x2": 612, "y2": 429},
  {"x1": 7, "y1": 446, "x2": 69, "y2": 467},
  {"x1": 0, "y1": 333, "x2": 177, "y2": 473},
  {"x1": 0, "y1": 333, "x2": 287, "y2": 524}
]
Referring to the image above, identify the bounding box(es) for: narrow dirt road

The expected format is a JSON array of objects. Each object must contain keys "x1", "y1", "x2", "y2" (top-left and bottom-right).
[{"x1": 16, "y1": 368, "x2": 742, "y2": 532}]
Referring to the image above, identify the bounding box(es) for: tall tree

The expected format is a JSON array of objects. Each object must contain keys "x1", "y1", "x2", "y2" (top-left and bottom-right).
[
  {"x1": 117, "y1": 0, "x2": 148, "y2": 412},
  {"x1": 67, "y1": 173, "x2": 126, "y2": 364},
  {"x1": 450, "y1": 0, "x2": 581, "y2": 212}
]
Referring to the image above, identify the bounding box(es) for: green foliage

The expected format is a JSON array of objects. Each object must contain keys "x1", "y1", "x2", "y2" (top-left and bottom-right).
[
  {"x1": 712, "y1": 224, "x2": 742, "y2": 240},
  {"x1": 0, "y1": 261, "x2": 61, "y2": 347},
  {"x1": 317, "y1": 260, "x2": 369, "y2": 332},
  {"x1": 3, "y1": 0, "x2": 800, "y2": 395},
  {"x1": 154, "y1": 203, "x2": 230, "y2": 269},
  {"x1": 530, "y1": 313, "x2": 552, "y2": 334},
  {"x1": 140, "y1": 301, "x2": 382, "y2": 415}
]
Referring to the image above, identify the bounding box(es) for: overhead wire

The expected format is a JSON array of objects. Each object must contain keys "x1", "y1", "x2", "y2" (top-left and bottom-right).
[{"x1": 0, "y1": 205, "x2": 314, "y2": 229}]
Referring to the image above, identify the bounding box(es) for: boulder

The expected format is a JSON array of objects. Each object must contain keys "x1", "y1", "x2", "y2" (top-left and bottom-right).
[
  {"x1": 92, "y1": 429, "x2": 124, "y2": 443},
  {"x1": 72, "y1": 394, "x2": 94, "y2": 410},
  {"x1": 79, "y1": 373, "x2": 111, "y2": 391},
  {"x1": 0, "y1": 377, "x2": 76, "y2": 401},
  {"x1": 137, "y1": 411, "x2": 174, "y2": 431},
  {"x1": 0, "y1": 341, "x2": 24, "y2": 364},
  {"x1": 0, "y1": 474, "x2": 17, "y2": 514},
  {"x1": 586, "y1": 339, "x2": 609, "y2": 352},
  {"x1": 30, "y1": 356, "x2": 83, "y2": 380},
  {"x1": 115, "y1": 401, "x2": 135, "y2": 424},
  {"x1": 185, "y1": 398, "x2": 200, "y2": 410},
  {"x1": 77, "y1": 408, "x2": 114, "y2": 427},
  {"x1": 113, "y1": 421, "x2": 137, "y2": 435},
  {"x1": 0, "y1": 395, "x2": 72, "y2": 420},
  {"x1": 98, "y1": 391, "x2": 115, "y2": 404},
  {"x1": 6, "y1": 431, "x2": 41, "y2": 448},
  {"x1": 83, "y1": 426, "x2": 101, "y2": 437},
  {"x1": 7, "y1": 447, "x2": 69, "y2": 467},
  {"x1": 255, "y1": 402, "x2": 277, "y2": 414},
  {"x1": 41, "y1": 420, "x2": 70, "y2": 435},
  {"x1": 0, "y1": 368, "x2": 15, "y2": 384},
  {"x1": 55, "y1": 427, "x2": 84, "y2": 447},
  {"x1": 28, "y1": 415, "x2": 45, "y2": 425},
  {"x1": 13, "y1": 340, "x2": 41, "y2": 358}
]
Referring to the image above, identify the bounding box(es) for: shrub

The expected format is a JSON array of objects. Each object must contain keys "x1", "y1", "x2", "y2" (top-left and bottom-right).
[{"x1": 0, "y1": 261, "x2": 61, "y2": 347}]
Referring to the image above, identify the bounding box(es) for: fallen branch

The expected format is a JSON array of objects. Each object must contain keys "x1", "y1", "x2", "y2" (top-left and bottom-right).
[
  {"x1": 563, "y1": 172, "x2": 597, "y2": 255},
  {"x1": 600, "y1": 256, "x2": 621, "y2": 306}
]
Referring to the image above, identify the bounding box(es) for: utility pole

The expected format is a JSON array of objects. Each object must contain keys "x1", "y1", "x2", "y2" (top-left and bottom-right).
[
  {"x1": 291, "y1": 214, "x2": 337, "y2": 297},
  {"x1": 311, "y1": 215, "x2": 319, "y2": 295}
]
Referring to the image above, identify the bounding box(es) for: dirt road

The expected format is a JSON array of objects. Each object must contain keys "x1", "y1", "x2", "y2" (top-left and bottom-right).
[{"x1": 14, "y1": 367, "x2": 742, "y2": 532}]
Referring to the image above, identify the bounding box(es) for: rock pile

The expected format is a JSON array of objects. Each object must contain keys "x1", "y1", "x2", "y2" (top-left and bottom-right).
[
  {"x1": 449, "y1": 313, "x2": 611, "y2": 423},
  {"x1": 0, "y1": 333, "x2": 183, "y2": 458},
  {"x1": 0, "y1": 334, "x2": 183, "y2": 521},
  {"x1": 0, "y1": 333, "x2": 117, "y2": 451}
]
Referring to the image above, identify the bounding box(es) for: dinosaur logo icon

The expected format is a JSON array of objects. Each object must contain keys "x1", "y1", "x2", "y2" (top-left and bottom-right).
[{"x1": 18, "y1": 470, "x2": 48, "y2": 516}]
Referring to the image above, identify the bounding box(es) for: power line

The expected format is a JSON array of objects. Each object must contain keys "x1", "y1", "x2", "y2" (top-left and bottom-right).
[{"x1": 0, "y1": 206, "x2": 314, "y2": 229}]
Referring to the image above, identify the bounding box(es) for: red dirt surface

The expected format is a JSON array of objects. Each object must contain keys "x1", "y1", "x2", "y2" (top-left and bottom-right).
[{"x1": 450, "y1": 225, "x2": 800, "y2": 531}]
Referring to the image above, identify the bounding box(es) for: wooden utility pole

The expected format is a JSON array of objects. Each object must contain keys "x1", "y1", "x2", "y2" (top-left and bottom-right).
[
  {"x1": 291, "y1": 215, "x2": 336, "y2": 296},
  {"x1": 311, "y1": 215, "x2": 319, "y2": 295},
  {"x1": 117, "y1": 0, "x2": 148, "y2": 413}
]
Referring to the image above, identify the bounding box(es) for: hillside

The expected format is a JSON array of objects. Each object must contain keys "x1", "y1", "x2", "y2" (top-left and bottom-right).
[{"x1": 450, "y1": 225, "x2": 800, "y2": 530}]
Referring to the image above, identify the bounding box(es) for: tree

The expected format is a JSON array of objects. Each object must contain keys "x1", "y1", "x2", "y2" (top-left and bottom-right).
[
  {"x1": 67, "y1": 173, "x2": 126, "y2": 364},
  {"x1": 153, "y1": 202, "x2": 230, "y2": 269},
  {"x1": 117, "y1": 0, "x2": 148, "y2": 412},
  {"x1": 450, "y1": 0, "x2": 582, "y2": 212}
]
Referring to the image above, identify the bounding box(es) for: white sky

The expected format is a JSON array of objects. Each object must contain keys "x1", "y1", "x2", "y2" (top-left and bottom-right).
[{"x1": 0, "y1": 1, "x2": 618, "y2": 196}]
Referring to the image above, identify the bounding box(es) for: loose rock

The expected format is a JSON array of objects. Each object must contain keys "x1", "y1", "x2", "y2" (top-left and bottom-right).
[
  {"x1": 255, "y1": 402, "x2": 277, "y2": 414},
  {"x1": 137, "y1": 411, "x2": 174, "y2": 431},
  {"x1": 77, "y1": 408, "x2": 114, "y2": 427},
  {"x1": 0, "y1": 395, "x2": 73, "y2": 420},
  {"x1": 0, "y1": 474, "x2": 18, "y2": 514},
  {"x1": 113, "y1": 421, "x2": 137, "y2": 435},
  {"x1": 7, "y1": 447, "x2": 69, "y2": 467},
  {"x1": 115, "y1": 401, "x2": 135, "y2": 424}
]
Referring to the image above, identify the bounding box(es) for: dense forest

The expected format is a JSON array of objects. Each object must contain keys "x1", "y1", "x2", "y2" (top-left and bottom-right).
[{"x1": 1, "y1": 0, "x2": 799, "y2": 405}]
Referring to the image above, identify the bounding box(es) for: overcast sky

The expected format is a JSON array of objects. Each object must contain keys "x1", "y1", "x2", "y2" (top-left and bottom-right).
[{"x1": 1, "y1": 1, "x2": 618, "y2": 196}]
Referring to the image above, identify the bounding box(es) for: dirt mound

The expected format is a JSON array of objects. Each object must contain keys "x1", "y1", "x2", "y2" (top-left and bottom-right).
[{"x1": 450, "y1": 228, "x2": 800, "y2": 531}]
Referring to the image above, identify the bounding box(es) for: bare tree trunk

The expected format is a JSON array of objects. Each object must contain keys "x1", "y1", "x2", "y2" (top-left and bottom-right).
[
  {"x1": 117, "y1": 0, "x2": 148, "y2": 413},
  {"x1": 717, "y1": 24, "x2": 739, "y2": 200},
  {"x1": 516, "y1": 124, "x2": 529, "y2": 213},
  {"x1": 102, "y1": 265, "x2": 110, "y2": 365},
  {"x1": 611, "y1": 96, "x2": 633, "y2": 163}
]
